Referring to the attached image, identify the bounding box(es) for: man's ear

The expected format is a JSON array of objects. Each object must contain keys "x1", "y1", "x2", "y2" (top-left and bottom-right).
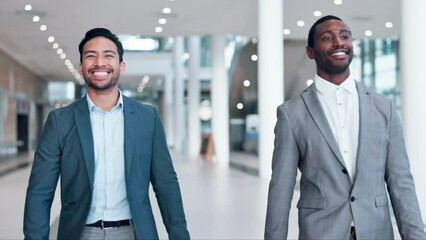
[{"x1": 306, "y1": 46, "x2": 315, "y2": 60}]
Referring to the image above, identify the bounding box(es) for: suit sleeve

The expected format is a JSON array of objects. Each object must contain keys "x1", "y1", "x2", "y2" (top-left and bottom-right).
[
  {"x1": 385, "y1": 102, "x2": 426, "y2": 239},
  {"x1": 23, "y1": 111, "x2": 61, "y2": 239},
  {"x1": 265, "y1": 105, "x2": 299, "y2": 240},
  {"x1": 150, "y1": 109, "x2": 190, "y2": 240}
]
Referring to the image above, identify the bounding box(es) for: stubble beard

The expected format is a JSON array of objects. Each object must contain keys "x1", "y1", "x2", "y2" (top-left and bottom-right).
[{"x1": 83, "y1": 72, "x2": 120, "y2": 91}]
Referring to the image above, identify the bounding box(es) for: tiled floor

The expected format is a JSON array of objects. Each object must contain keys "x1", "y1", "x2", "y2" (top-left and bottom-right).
[{"x1": 0, "y1": 150, "x2": 405, "y2": 239}]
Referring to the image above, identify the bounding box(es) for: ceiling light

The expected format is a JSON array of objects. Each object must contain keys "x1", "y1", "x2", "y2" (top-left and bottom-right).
[
  {"x1": 283, "y1": 29, "x2": 291, "y2": 35},
  {"x1": 251, "y1": 38, "x2": 258, "y2": 44},
  {"x1": 48, "y1": 36, "x2": 55, "y2": 42},
  {"x1": 243, "y1": 80, "x2": 251, "y2": 87},
  {"x1": 52, "y1": 43, "x2": 59, "y2": 49},
  {"x1": 334, "y1": 0, "x2": 343, "y2": 5},
  {"x1": 162, "y1": 8, "x2": 172, "y2": 14},
  {"x1": 297, "y1": 21, "x2": 305, "y2": 27},
  {"x1": 32, "y1": 16, "x2": 40, "y2": 22},
  {"x1": 40, "y1": 25, "x2": 47, "y2": 31},
  {"x1": 56, "y1": 48, "x2": 63, "y2": 54},
  {"x1": 364, "y1": 30, "x2": 373, "y2": 37},
  {"x1": 24, "y1": 4, "x2": 32, "y2": 11},
  {"x1": 385, "y1": 22, "x2": 393, "y2": 28},
  {"x1": 155, "y1": 27, "x2": 163, "y2": 33},
  {"x1": 313, "y1": 11, "x2": 322, "y2": 17},
  {"x1": 251, "y1": 54, "x2": 258, "y2": 61},
  {"x1": 158, "y1": 18, "x2": 167, "y2": 24},
  {"x1": 142, "y1": 75, "x2": 150, "y2": 84},
  {"x1": 60, "y1": 53, "x2": 66, "y2": 59},
  {"x1": 237, "y1": 103, "x2": 244, "y2": 110}
]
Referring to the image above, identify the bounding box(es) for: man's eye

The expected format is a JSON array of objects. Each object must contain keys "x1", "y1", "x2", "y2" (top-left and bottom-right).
[{"x1": 323, "y1": 37, "x2": 332, "y2": 41}]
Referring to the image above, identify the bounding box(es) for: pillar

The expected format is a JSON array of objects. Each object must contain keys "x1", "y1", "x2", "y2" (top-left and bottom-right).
[
  {"x1": 212, "y1": 35, "x2": 230, "y2": 164},
  {"x1": 258, "y1": 0, "x2": 284, "y2": 178},
  {"x1": 400, "y1": 0, "x2": 426, "y2": 222},
  {"x1": 187, "y1": 36, "x2": 201, "y2": 158}
]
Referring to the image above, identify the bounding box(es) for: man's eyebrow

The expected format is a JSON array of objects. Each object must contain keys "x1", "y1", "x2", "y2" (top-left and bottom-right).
[
  {"x1": 83, "y1": 50, "x2": 117, "y2": 55},
  {"x1": 318, "y1": 29, "x2": 352, "y2": 36},
  {"x1": 83, "y1": 50, "x2": 97, "y2": 55},
  {"x1": 103, "y1": 50, "x2": 117, "y2": 55}
]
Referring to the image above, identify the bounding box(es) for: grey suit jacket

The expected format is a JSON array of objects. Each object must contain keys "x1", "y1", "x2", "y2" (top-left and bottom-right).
[
  {"x1": 24, "y1": 96, "x2": 190, "y2": 240},
  {"x1": 265, "y1": 82, "x2": 426, "y2": 239}
]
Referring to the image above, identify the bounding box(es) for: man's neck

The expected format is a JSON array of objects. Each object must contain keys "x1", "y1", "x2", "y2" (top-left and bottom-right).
[
  {"x1": 317, "y1": 70, "x2": 350, "y2": 85},
  {"x1": 87, "y1": 87, "x2": 119, "y2": 112}
]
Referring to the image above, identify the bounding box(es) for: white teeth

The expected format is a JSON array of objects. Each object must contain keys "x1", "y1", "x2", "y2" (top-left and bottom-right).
[
  {"x1": 93, "y1": 72, "x2": 108, "y2": 76},
  {"x1": 332, "y1": 52, "x2": 345, "y2": 56}
]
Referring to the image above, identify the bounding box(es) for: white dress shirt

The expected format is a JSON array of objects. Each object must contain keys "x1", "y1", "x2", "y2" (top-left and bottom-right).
[
  {"x1": 314, "y1": 74, "x2": 360, "y2": 182},
  {"x1": 85, "y1": 91, "x2": 131, "y2": 224}
]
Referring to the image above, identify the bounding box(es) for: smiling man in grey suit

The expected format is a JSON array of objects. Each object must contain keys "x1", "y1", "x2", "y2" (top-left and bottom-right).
[
  {"x1": 265, "y1": 15, "x2": 426, "y2": 239},
  {"x1": 24, "y1": 28, "x2": 190, "y2": 240}
]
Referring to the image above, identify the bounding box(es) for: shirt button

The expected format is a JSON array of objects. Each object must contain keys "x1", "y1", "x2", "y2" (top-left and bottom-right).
[
  {"x1": 342, "y1": 169, "x2": 348, "y2": 174},
  {"x1": 350, "y1": 196, "x2": 355, "y2": 202}
]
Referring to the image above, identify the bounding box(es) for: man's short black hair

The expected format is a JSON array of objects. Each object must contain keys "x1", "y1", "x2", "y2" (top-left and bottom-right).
[
  {"x1": 78, "y1": 28, "x2": 124, "y2": 63},
  {"x1": 307, "y1": 15, "x2": 343, "y2": 48}
]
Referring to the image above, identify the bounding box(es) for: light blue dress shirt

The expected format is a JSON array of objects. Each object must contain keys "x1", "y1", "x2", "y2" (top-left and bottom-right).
[{"x1": 85, "y1": 91, "x2": 131, "y2": 224}]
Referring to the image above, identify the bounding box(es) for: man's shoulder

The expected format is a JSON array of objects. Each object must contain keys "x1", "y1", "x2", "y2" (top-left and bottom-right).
[
  {"x1": 49, "y1": 97, "x2": 86, "y2": 116},
  {"x1": 123, "y1": 95, "x2": 156, "y2": 114}
]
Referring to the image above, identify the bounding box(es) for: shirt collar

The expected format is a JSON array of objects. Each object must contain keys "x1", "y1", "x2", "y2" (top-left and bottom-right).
[
  {"x1": 314, "y1": 73, "x2": 357, "y2": 95},
  {"x1": 86, "y1": 89, "x2": 124, "y2": 112}
]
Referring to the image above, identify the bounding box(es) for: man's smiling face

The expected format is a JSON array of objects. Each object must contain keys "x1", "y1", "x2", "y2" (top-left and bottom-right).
[{"x1": 80, "y1": 36, "x2": 125, "y2": 92}]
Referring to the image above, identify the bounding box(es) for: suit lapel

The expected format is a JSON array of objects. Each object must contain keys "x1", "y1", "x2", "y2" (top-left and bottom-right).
[
  {"x1": 123, "y1": 96, "x2": 136, "y2": 178},
  {"x1": 354, "y1": 82, "x2": 373, "y2": 180},
  {"x1": 74, "y1": 97, "x2": 95, "y2": 188},
  {"x1": 302, "y1": 84, "x2": 346, "y2": 168}
]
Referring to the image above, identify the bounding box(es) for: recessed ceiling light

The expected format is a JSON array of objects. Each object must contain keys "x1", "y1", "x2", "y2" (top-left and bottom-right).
[
  {"x1": 243, "y1": 80, "x2": 251, "y2": 87},
  {"x1": 60, "y1": 53, "x2": 67, "y2": 59},
  {"x1": 52, "y1": 43, "x2": 59, "y2": 49},
  {"x1": 48, "y1": 36, "x2": 55, "y2": 42},
  {"x1": 313, "y1": 11, "x2": 322, "y2": 17},
  {"x1": 158, "y1": 18, "x2": 167, "y2": 24},
  {"x1": 162, "y1": 8, "x2": 172, "y2": 14},
  {"x1": 364, "y1": 30, "x2": 373, "y2": 37},
  {"x1": 155, "y1": 27, "x2": 163, "y2": 33},
  {"x1": 297, "y1": 21, "x2": 305, "y2": 27},
  {"x1": 283, "y1": 29, "x2": 291, "y2": 35},
  {"x1": 24, "y1": 4, "x2": 32, "y2": 11},
  {"x1": 251, "y1": 38, "x2": 258, "y2": 44},
  {"x1": 32, "y1": 16, "x2": 40, "y2": 22},
  {"x1": 251, "y1": 54, "x2": 258, "y2": 61},
  {"x1": 334, "y1": 0, "x2": 343, "y2": 5},
  {"x1": 385, "y1": 22, "x2": 393, "y2": 28},
  {"x1": 40, "y1": 25, "x2": 47, "y2": 31},
  {"x1": 56, "y1": 48, "x2": 63, "y2": 55}
]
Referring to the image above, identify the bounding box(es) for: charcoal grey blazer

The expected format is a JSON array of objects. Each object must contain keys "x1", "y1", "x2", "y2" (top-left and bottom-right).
[{"x1": 265, "y1": 81, "x2": 426, "y2": 239}]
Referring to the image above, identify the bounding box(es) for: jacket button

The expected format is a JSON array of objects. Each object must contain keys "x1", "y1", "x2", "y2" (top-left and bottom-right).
[
  {"x1": 350, "y1": 196, "x2": 355, "y2": 202},
  {"x1": 342, "y1": 169, "x2": 348, "y2": 174}
]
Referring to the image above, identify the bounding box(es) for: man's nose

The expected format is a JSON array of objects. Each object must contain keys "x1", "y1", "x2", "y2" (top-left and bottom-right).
[
  {"x1": 94, "y1": 56, "x2": 105, "y2": 66},
  {"x1": 333, "y1": 38, "x2": 345, "y2": 47}
]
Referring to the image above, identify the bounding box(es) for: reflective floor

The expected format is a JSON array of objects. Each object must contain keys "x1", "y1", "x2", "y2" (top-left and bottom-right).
[{"x1": 0, "y1": 150, "x2": 403, "y2": 239}]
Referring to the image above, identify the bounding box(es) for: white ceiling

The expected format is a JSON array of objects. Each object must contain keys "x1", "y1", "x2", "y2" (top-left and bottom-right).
[{"x1": 0, "y1": 0, "x2": 400, "y2": 85}]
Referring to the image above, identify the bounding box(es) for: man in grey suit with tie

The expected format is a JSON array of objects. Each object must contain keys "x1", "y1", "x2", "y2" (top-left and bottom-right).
[
  {"x1": 265, "y1": 15, "x2": 426, "y2": 239},
  {"x1": 24, "y1": 28, "x2": 190, "y2": 239}
]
